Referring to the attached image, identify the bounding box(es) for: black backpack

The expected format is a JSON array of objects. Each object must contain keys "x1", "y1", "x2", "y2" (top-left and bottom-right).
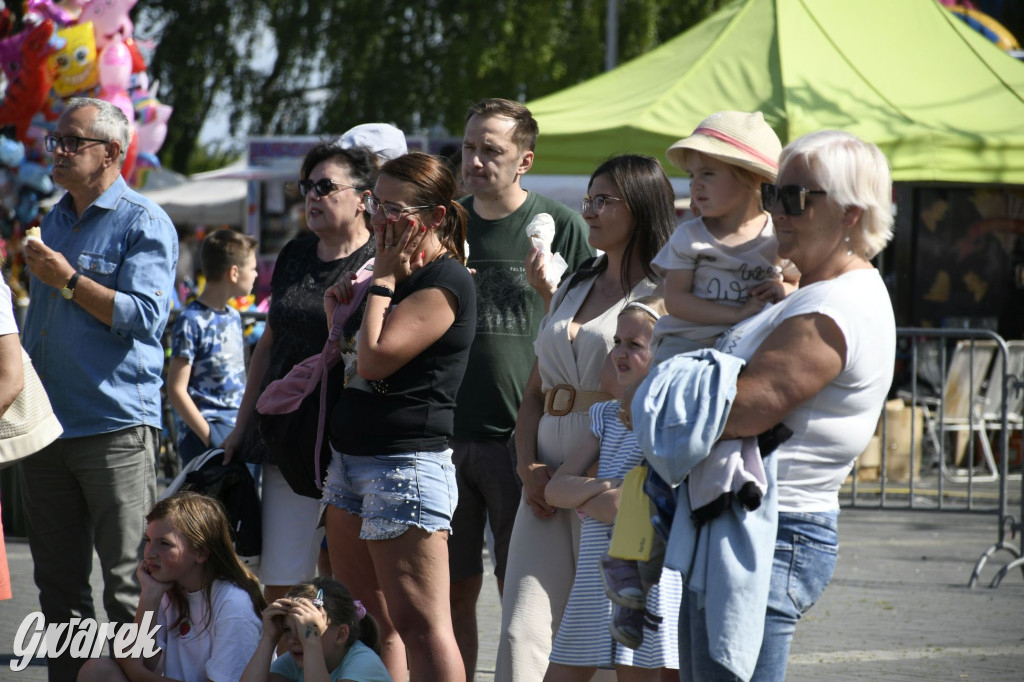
[{"x1": 161, "y1": 448, "x2": 262, "y2": 567}]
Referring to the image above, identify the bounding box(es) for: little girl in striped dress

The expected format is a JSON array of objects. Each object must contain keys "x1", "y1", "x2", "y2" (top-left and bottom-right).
[{"x1": 543, "y1": 296, "x2": 682, "y2": 681}]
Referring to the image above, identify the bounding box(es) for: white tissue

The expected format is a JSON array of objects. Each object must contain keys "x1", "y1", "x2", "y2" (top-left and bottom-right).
[{"x1": 525, "y1": 213, "x2": 567, "y2": 287}]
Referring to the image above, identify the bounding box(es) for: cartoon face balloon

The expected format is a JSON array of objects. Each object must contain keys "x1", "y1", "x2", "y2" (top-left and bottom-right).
[
  {"x1": 49, "y1": 22, "x2": 98, "y2": 98},
  {"x1": 80, "y1": 0, "x2": 137, "y2": 50}
]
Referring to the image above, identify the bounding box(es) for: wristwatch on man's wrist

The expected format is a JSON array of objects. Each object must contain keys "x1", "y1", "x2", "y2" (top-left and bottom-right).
[{"x1": 60, "y1": 272, "x2": 82, "y2": 300}]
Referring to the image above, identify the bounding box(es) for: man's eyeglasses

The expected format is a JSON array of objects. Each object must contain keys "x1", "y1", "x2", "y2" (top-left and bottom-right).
[
  {"x1": 297, "y1": 178, "x2": 359, "y2": 198},
  {"x1": 364, "y1": 193, "x2": 431, "y2": 222},
  {"x1": 581, "y1": 194, "x2": 624, "y2": 215},
  {"x1": 761, "y1": 183, "x2": 827, "y2": 216},
  {"x1": 44, "y1": 135, "x2": 110, "y2": 154}
]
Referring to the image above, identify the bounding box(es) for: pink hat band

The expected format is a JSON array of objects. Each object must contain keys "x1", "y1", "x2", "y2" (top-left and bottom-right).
[{"x1": 693, "y1": 127, "x2": 779, "y2": 171}]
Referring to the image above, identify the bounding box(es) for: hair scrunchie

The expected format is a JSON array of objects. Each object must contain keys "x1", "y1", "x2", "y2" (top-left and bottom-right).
[{"x1": 354, "y1": 599, "x2": 367, "y2": 621}]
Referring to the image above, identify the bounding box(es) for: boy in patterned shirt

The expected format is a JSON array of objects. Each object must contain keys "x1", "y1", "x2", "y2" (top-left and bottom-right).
[{"x1": 168, "y1": 229, "x2": 258, "y2": 465}]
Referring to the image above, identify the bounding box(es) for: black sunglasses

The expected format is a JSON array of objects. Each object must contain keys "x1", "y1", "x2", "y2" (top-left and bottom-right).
[
  {"x1": 761, "y1": 183, "x2": 827, "y2": 216},
  {"x1": 297, "y1": 178, "x2": 359, "y2": 198}
]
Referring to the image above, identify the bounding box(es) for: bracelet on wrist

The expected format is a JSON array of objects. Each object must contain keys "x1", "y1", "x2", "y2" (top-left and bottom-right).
[{"x1": 368, "y1": 284, "x2": 395, "y2": 298}]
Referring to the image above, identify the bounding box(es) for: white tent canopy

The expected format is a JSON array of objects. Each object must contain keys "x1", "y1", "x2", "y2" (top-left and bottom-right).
[{"x1": 140, "y1": 164, "x2": 248, "y2": 227}]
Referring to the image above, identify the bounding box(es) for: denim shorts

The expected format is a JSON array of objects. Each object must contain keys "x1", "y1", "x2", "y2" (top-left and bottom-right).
[{"x1": 322, "y1": 447, "x2": 458, "y2": 541}]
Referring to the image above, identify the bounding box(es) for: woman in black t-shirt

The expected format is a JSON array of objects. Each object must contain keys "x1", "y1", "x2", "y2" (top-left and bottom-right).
[
  {"x1": 322, "y1": 152, "x2": 475, "y2": 682},
  {"x1": 221, "y1": 143, "x2": 378, "y2": 607}
]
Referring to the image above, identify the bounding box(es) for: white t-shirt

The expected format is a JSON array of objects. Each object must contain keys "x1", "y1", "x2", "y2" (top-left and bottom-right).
[
  {"x1": 0, "y1": 278, "x2": 16, "y2": 336},
  {"x1": 716, "y1": 268, "x2": 895, "y2": 511},
  {"x1": 651, "y1": 215, "x2": 793, "y2": 347},
  {"x1": 156, "y1": 579, "x2": 262, "y2": 681}
]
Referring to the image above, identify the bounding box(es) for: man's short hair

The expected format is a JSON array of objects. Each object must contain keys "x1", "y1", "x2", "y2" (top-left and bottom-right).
[
  {"x1": 63, "y1": 97, "x2": 131, "y2": 162},
  {"x1": 465, "y1": 98, "x2": 539, "y2": 153},
  {"x1": 201, "y1": 229, "x2": 257, "y2": 282}
]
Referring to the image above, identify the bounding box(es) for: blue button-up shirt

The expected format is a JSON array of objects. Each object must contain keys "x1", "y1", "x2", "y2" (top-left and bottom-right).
[{"x1": 23, "y1": 176, "x2": 178, "y2": 438}]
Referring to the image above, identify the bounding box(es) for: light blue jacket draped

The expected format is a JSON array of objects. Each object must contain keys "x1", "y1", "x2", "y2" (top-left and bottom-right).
[{"x1": 631, "y1": 349, "x2": 777, "y2": 682}]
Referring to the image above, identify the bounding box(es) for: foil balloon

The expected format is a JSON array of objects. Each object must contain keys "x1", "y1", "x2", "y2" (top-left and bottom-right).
[
  {"x1": 80, "y1": 0, "x2": 136, "y2": 50},
  {"x1": 0, "y1": 138, "x2": 25, "y2": 168},
  {"x1": 97, "y1": 38, "x2": 132, "y2": 90},
  {"x1": 135, "y1": 104, "x2": 170, "y2": 154},
  {"x1": 49, "y1": 22, "x2": 98, "y2": 98},
  {"x1": 0, "y1": 20, "x2": 63, "y2": 142},
  {"x1": 24, "y1": 0, "x2": 87, "y2": 27},
  {"x1": 98, "y1": 85, "x2": 134, "y2": 123},
  {"x1": 130, "y1": 150, "x2": 160, "y2": 188},
  {"x1": 124, "y1": 37, "x2": 146, "y2": 73},
  {"x1": 120, "y1": 125, "x2": 137, "y2": 182}
]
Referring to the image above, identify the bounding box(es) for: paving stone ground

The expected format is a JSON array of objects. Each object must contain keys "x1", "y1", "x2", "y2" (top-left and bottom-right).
[{"x1": 2, "y1": 508, "x2": 1022, "y2": 681}]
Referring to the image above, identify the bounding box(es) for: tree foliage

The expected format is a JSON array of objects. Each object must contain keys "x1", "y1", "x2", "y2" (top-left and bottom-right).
[{"x1": 135, "y1": 0, "x2": 722, "y2": 172}]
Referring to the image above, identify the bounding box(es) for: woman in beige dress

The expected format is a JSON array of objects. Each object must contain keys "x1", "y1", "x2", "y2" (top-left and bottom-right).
[{"x1": 496, "y1": 154, "x2": 675, "y2": 681}]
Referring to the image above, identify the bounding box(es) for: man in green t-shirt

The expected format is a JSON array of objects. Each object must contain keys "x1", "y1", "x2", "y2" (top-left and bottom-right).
[{"x1": 449, "y1": 98, "x2": 594, "y2": 677}]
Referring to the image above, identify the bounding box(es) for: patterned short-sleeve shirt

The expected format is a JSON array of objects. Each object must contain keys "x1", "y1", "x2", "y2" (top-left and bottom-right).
[{"x1": 171, "y1": 300, "x2": 246, "y2": 418}]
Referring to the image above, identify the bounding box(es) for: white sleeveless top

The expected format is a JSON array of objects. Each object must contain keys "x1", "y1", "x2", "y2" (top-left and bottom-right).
[{"x1": 716, "y1": 269, "x2": 895, "y2": 511}]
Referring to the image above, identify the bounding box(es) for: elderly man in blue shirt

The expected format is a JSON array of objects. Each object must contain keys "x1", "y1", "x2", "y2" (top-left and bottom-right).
[{"x1": 21, "y1": 97, "x2": 178, "y2": 682}]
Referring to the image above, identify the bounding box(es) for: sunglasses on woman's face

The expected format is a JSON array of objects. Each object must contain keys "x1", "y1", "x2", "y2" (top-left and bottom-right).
[
  {"x1": 297, "y1": 178, "x2": 359, "y2": 198},
  {"x1": 761, "y1": 183, "x2": 828, "y2": 216}
]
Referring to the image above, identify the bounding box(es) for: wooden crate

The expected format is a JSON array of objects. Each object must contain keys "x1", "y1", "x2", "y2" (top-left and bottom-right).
[{"x1": 854, "y1": 399, "x2": 924, "y2": 482}]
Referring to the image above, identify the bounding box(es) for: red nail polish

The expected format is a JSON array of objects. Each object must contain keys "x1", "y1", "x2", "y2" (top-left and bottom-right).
[
  {"x1": 420, "y1": 225, "x2": 426, "y2": 233},
  {"x1": 420, "y1": 251, "x2": 426, "y2": 260}
]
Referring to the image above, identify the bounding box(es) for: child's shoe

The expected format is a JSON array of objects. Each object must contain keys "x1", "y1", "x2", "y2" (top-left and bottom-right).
[
  {"x1": 609, "y1": 603, "x2": 644, "y2": 650},
  {"x1": 609, "y1": 605, "x2": 663, "y2": 650},
  {"x1": 600, "y1": 553, "x2": 646, "y2": 610}
]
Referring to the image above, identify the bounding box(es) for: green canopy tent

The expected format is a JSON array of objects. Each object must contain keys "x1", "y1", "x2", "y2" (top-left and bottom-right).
[{"x1": 526, "y1": 0, "x2": 1024, "y2": 184}]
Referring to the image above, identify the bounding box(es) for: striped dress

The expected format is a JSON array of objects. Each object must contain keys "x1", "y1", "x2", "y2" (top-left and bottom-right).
[{"x1": 549, "y1": 400, "x2": 682, "y2": 670}]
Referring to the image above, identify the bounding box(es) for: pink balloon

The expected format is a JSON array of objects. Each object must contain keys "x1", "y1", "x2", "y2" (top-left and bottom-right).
[
  {"x1": 82, "y1": 0, "x2": 136, "y2": 49},
  {"x1": 99, "y1": 86, "x2": 135, "y2": 123},
  {"x1": 154, "y1": 103, "x2": 172, "y2": 124},
  {"x1": 136, "y1": 120, "x2": 167, "y2": 155},
  {"x1": 98, "y1": 40, "x2": 132, "y2": 90}
]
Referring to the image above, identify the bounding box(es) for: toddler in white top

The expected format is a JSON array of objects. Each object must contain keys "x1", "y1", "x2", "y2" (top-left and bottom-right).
[{"x1": 651, "y1": 110, "x2": 799, "y2": 363}]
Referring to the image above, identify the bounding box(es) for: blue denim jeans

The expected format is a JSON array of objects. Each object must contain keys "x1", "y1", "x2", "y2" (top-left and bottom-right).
[
  {"x1": 677, "y1": 510, "x2": 838, "y2": 682},
  {"x1": 750, "y1": 510, "x2": 839, "y2": 682},
  {"x1": 177, "y1": 419, "x2": 234, "y2": 465}
]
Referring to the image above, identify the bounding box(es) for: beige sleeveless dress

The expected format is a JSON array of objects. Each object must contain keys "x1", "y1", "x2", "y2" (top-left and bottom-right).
[{"x1": 495, "y1": 274, "x2": 658, "y2": 682}]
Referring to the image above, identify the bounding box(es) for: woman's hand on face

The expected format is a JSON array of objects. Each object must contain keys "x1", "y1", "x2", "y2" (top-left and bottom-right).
[
  {"x1": 518, "y1": 460, "x2": 556, "y2": 519},
  {"x1": 375, "y1": 216, "x2": 429, "y2": 282},
  {"x1": 136, "y1": 560, "x2": 173, "y2": 598}
]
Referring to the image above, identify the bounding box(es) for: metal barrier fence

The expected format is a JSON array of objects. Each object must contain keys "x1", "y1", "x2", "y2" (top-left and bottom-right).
[
  {"x1": 840, "y1": 328, "x2": 1023, "y2": 588},
  {"x1": 155, "y1": 317, "x2": 1024, "y2": 588}
]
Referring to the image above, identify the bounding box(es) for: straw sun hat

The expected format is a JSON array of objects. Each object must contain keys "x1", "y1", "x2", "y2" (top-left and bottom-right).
[{"x1": 666, "y1": 111, "x2": 782, "y2": 182}]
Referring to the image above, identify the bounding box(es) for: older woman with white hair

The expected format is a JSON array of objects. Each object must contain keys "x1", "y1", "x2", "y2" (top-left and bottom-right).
[
  {"x1": 721, "y1": 130, "x2": 896, "y2": 681},
  {"x1": 633, "y1": 130, "x2": 896, "y2": 681}
]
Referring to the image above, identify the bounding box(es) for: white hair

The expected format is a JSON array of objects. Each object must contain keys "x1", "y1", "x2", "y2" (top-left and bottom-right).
[
  {"x1": 64, "y1": 97, "x2": 131, "y2": 162},
  {"x1": 779, "y1": 130, "x2": 894, "y2": 259}
]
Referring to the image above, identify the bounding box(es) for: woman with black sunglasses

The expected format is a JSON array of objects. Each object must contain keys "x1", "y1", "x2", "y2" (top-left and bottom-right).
[
  {"x1": 221, "y1": 141, "x2": 380, "y2": 612},
  {"x1": 630, "y1": 130, "x2": 896, "y2": 682}
]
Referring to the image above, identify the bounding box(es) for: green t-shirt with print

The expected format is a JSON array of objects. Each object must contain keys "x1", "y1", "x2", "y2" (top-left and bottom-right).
[{"x1": 453, "y1": 191, "x2": 594, "y2": 442}]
